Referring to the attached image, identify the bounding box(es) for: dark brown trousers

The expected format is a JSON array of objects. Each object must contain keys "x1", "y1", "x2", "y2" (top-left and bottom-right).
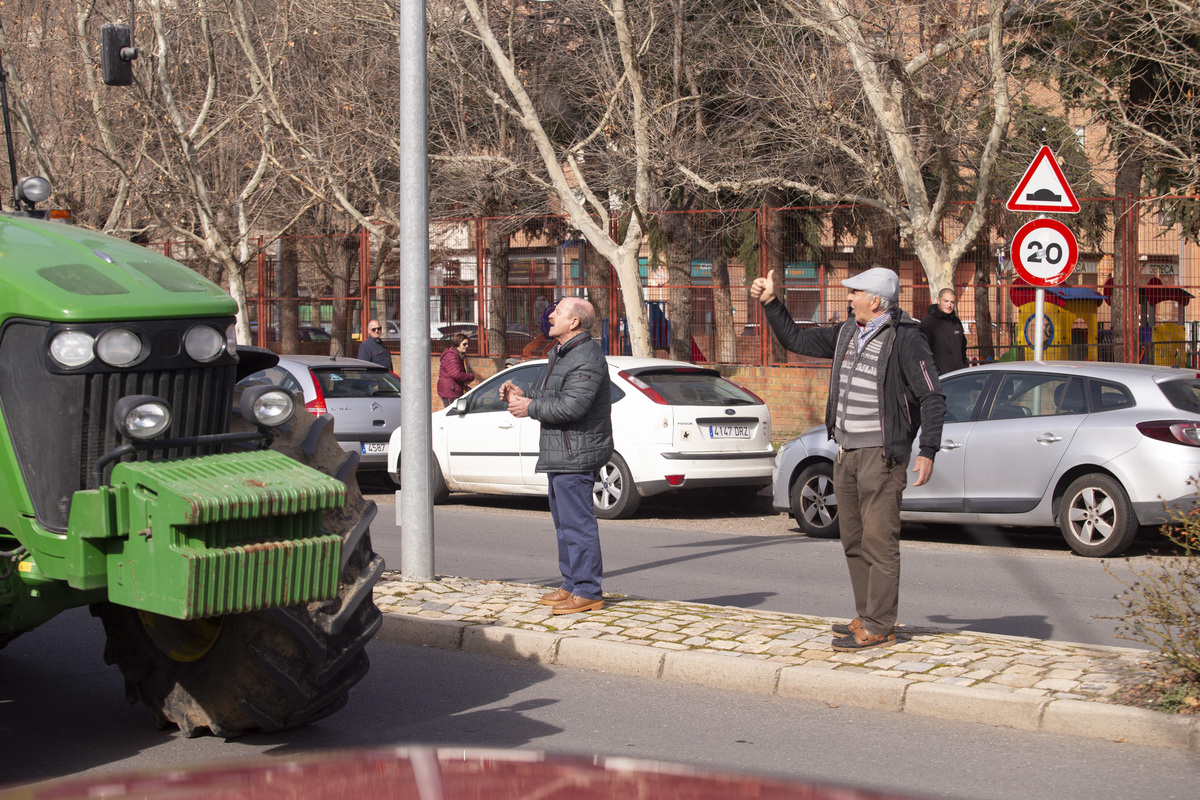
[{"x1": 833, "y1": 446, "x2": 907, "y2": 636}]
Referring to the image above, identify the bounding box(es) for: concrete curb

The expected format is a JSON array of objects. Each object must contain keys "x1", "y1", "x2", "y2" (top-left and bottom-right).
[{"x1": 379, "y1": 613, "x2": 1200, "y2": 751}]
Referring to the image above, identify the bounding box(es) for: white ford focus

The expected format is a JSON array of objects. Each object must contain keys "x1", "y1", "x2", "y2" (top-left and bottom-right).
[{"x1": 388, "y1": 356, "x2": 774, "y2": 518}]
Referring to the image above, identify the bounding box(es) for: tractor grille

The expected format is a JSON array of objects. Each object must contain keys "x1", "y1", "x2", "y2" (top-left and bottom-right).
[
  {"x1": 0, "y1": 320, "x2": 236, "y2": 533},
  {"x1": 79, "y1": 367, "x2": 235, "y2": 490}
]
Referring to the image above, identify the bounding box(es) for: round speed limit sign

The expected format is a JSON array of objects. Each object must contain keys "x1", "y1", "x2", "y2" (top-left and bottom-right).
[{"x1": 1010, "y1": 218, "x2": 1078, "y2": 287}]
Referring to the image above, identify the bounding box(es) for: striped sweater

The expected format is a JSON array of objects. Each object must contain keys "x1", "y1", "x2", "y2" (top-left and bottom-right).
[{"x1": 834, "y1": 327, "x2": 893, "y2": 450}]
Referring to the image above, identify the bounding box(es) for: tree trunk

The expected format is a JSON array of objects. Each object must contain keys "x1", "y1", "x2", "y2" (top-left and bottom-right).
[
  {"x1": 585, "y1": 243, "x2": 611, "y2": 343},
  {"x1": 664, "y1": 215, "x2": 695, "y2": 361},
  {"x1": 973, "y1": 258, "x2": 994, "y2": 362},
  {"x1": 1112, "y1": 150, "x2": 1142, "y2": 363},
  {"x1": 485, "y1": 220, "x2": 511, "y2": 358},
  {"x1": 280, "y1": 237, "x2": 300, "y2": 354},
  {"x1": 910, "y1": 233, "x2": 954, "y2": 303},
  {"x1": 329, "y1": 234, "x2": 360, "y2": 357},
  {"x1": 615, "y1": 244, "x2": 652, "y2": 357},
  {"x1": 712, "y1": 256, "x2": 735, "y2": 363},
  {"x1": 767, "y1": 206, "x2": 787, "y2": 363},
  {"x1": 227, "y1": 266, "x2": 251, "y2": 347}
]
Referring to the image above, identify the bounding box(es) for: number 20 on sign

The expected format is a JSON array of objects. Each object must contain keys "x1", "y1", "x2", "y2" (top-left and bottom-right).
[{"x1": 1010, "y1": 218, "x2": 1079, "y2": 287}]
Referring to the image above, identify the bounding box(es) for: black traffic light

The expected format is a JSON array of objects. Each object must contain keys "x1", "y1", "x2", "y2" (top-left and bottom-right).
[{"x1": 101, "y1": 23, "x2": 135, "y2": 86}]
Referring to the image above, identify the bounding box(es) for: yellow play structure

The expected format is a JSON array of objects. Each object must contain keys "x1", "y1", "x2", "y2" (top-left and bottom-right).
[{"x1": 1010, "y1": 279, "x2": 1192, "y2": 364}]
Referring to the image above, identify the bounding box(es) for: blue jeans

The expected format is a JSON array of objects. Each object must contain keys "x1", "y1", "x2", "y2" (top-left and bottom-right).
[{"x1": 547, "y1": 472, "x2": 603, "y2": 600}]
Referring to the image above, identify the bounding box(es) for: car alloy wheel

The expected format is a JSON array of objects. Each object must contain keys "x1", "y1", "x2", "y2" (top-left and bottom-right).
[
  {"x1": 791, "y1": 461, "x2": 839, "y2": 538},
  {"x1": 593, "y1": 452, "x2": 641, "y2": 520},
  {"x1": 1059, "y1": 473, "x2": 1138, "y2": 557}
]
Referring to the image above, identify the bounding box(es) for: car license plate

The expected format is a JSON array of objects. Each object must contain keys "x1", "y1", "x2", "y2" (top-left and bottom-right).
[
  {"x1": 707, "y1": 424, "x2": 750, "y2": 439},
  {"x1": 361, "y1": 442, "x2": 387, "y2": 455}
]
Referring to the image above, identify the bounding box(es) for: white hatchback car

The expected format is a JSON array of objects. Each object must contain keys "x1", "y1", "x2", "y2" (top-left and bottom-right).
[{"x1": 388, "y1": 356, "x2": 774, "y2": 518}]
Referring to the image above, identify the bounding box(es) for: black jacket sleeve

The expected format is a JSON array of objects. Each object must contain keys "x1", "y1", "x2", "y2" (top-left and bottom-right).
[{"x1": 762, "y1": 298, "x2": 839, "y2": 357}]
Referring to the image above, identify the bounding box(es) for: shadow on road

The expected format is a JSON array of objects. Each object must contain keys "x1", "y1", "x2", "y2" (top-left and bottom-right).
[
  {"x1": 923, "y1": 613, "x2": 1056, "y2": 640},
  {"x1": 0, "y1": 611, "x2": 561, "y2": 788}
]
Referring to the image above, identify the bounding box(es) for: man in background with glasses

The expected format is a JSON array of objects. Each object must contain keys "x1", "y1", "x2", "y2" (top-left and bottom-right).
[{"x1": 358, "y1": 320, "x2": 393, "y2": 369}]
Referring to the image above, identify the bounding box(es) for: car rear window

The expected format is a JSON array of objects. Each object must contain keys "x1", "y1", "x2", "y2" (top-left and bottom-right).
[
  {"x1": 632, "y1": 369, "x2": 761, "y2": 406},
  {"x1": 1158, "y1": 377, "x2": 1200, "y2": 413},
  {"x1": 312, "y1": 368, "x2": 401, "y2": 398}
]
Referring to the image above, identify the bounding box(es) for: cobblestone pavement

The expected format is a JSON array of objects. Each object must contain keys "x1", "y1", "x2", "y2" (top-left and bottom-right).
[
  {"x1": 373, "y1": 574, "x2": 1200, "y2": 750},
  {"x1": 374, "y1": 574, "x2": 1144, "y2": 703}
]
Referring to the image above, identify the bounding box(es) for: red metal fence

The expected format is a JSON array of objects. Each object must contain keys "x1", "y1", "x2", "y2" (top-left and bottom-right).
[{"x1": 152, "y1": 197, "x2": 1200, "y2": 368}]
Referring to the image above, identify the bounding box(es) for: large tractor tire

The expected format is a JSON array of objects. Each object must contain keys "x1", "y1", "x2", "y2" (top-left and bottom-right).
[{"x1": 92, "y1": 410, "x2": 385, "y2": 738}]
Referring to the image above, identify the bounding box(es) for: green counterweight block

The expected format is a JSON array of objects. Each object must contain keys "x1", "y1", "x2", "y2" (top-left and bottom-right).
[{"x1": 97, "y1": 449, "x2": 347, "y2": 619}]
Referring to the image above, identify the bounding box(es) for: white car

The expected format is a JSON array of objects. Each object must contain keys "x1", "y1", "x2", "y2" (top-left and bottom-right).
[{"x1": 388, "y1": 356, "x2": 774, "y2": 518}]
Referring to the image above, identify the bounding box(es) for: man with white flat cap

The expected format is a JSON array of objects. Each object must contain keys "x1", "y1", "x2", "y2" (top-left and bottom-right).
[{"x1": 751, "y1": 266, "x2": 945, "y2": 652}]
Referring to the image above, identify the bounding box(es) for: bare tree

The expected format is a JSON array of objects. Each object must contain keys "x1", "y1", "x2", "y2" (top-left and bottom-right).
[
  {"x1": 1, "y1": 1, "x2": 143, "y2": 229},
  {"x1": 681, "y1": 0, "x2": 1019, "y2": 301},
  {"x1": 455, "y1": 0, "x2": 658, "y2": 355}
]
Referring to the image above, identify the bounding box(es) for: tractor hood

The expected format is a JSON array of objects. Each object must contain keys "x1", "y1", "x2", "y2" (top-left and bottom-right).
[{"x1": 0, "y1": 215, "x2": 236, "y2": 322}]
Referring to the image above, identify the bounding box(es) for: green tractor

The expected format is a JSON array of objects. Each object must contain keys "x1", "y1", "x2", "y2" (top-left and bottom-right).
[
  {"x1": 0, "y1": 40, "x2": 384, "y2": 733},
  {"x1": 0, "y1": 207, "x2": 385, "y2": 737}
]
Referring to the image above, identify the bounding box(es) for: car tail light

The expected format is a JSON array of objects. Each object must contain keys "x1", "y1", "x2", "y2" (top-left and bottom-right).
[
  {"x1": 618, "y1": 370, "x2": 668, "y2": 405},
  {"x1": 665, "y1": 475, "x2": 685, "y2": 486},
  {"x1": 1136, "y1": 420, "x2": 1200, "y2": 447},
  {"x1": 305, "y1": 370, "x2": 328, "y2": 416}
]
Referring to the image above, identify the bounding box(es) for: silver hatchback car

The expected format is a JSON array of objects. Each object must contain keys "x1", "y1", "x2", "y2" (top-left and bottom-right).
[
  {"x1": 772, "y1": 361, "x2": 1200, "y2": 557},
  {"x1": 239, "y1": 354, "x2": 402, "y2": 476}
]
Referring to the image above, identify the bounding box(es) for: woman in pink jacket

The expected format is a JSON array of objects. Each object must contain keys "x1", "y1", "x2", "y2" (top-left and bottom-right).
[{"x1": 437, "y1": 334, "x2": 475, "y2": 407}]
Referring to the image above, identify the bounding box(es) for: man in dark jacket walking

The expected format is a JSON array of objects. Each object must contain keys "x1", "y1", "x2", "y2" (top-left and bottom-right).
[
  {"x1": 357, "y1": 320, "x2": 392, "y2": 369},
  {"x1": 919, "y1": 288, "x2": 969, "y2": 374},
  {"x1": 501, "y1": 297, "x2": 613, "y2": 615},
  {"x1": 751, "y1": 266, "x2": 944, "y2": 651}
]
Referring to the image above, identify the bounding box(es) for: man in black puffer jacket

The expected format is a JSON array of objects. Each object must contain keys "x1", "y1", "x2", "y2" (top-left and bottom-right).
[
  {"x1": 919, "y1": 288, "x2": 969, "y2": 375},
  {"x1": 502, "y1": 296, "x2": 613, "y2": 615}
]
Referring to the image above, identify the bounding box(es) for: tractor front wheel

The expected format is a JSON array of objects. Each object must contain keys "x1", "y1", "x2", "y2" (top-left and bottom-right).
[{"x1": 93, "y1": 410, "x2": 384, "y2": 738}]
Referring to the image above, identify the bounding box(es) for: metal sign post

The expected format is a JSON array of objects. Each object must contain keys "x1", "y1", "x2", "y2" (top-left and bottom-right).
[{"x1": 1034, "y1": 289, "x2": 1045, "y2": 362}]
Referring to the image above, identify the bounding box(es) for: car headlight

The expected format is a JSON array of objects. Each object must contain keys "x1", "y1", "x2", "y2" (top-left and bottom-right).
[
  {"x1": 113, "y1": 395, "x2": 172, "y2": 440},
  {"x1": 50, "y1": 330, "x2": 96, "y2": 368},
  {"x1": 185, "y1": 325, "x2": 226, "y2": 362},
  {"x1": 96, "y1": 328, "x2": 146, "y2": 368},
  {"x1": 240, "y1": 385, "x2": 295, "y2": 428}
]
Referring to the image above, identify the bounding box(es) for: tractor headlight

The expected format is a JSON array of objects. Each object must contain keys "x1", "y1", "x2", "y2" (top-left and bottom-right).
[
  {"x1": 96, "y1": 328, "x2": 146, "y2": 368},
  {"x1": 240, "y1": 385, "x2": 295, "y2": 428},
  {"x1": 16, "y1": 176, "x2": 51, "y2": 205},
  {"x1": 50, "y1": 330, "x2": 96, "y2": 368},
  {"x1": 184, "y1": 325, "x2": 225, "y2": 362},
  {"x1": 113, "y1": 396, "x2": 172, "y2": 440}
]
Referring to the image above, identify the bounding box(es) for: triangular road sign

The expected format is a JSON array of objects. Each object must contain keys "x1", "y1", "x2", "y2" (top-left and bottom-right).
[{"x1": 1006, "y1": 146, "x2": 1081, "y2": 213}]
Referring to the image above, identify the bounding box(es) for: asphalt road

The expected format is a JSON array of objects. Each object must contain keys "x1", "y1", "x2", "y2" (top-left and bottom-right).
[
  {"x1": 2, "y1": 609, "x2": 1196, "y2": 799},
  {"x1": 360, "y1": 481, "x2": 1168, "y2": 649}
]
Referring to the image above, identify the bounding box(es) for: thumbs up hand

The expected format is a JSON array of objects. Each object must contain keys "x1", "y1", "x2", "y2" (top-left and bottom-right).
[{"x1": 750, "y1": 269, "x2": 777, "y2": 305}]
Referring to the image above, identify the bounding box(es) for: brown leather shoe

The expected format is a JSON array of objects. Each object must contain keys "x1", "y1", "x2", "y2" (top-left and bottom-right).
[
  {"x1": 540, "y1": 588, "x2": 571, "y2": 606},
  {"x1": 551, "y1": 593, "x2": 604, "y2": 615},
  {"x1": 831, "y1": 617, "x2": 862, "y2": 637},
  {"x1": 831, "y1": 626, "x2": 896, "y2": 651}
]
